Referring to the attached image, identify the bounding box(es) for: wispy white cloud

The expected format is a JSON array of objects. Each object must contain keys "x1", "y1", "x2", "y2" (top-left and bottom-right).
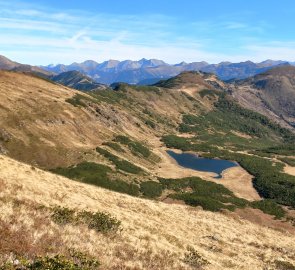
[
  {"x1": 244, "y1": 42, "x2": 295, "y2": 61},
  {"x1": 224, "y1": 22, "x2": 248, "y2": 30},
  {"x1": 1, "y1": 0, "x2": 295, "y2": 65}
]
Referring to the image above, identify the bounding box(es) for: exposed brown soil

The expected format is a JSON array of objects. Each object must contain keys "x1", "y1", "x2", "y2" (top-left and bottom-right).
[{"x1": 234, "y1": 207, "x2": 295, "y2": 234}]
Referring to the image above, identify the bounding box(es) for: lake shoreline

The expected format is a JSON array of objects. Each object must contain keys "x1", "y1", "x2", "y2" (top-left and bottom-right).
[
  {"x1": 152, "y1": 147, "x2": 260, "y2": 201},
  {"x1": 166, "y1": 149, "x2": 238, "y2": 178}
]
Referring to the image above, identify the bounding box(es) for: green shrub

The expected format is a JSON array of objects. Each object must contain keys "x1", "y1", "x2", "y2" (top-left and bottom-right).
[
  {"x1": 140, "y1": 181, "x2": 163, "y2": 198},
  {"x1": 51, "y1": 161, "x2": 140, "y2": 196},
  {"x1": 65, "y1": 94, "x2": 88, "y2": 108},
  {"x1": 77, "y1": 210, "x2": 121, "y2": 233},
  {"x1": 96, "y1": 147, "x2": 143, "y2": 174},
  {"x1": 0, "y1": 250, "x2": 100, "y2": 270},
  {"x1": 115, "y1": 160, "x2": 143, "y2": 174},
  {"x1": 89, "y1": 89, "x2": 127, "y2": 104},
  {"x1": 172, "y1": 193, "x2": 227, "y2": 212},
  {"x1": 278, "y1": 157, "x2": 295, "y2": 167},
  {"x1": 114, "y1": 135, "x2": 151, "y2": 158},
  {"x1": 28, "y1": 253, "x2": 100, "y2": 270},
  {"x1": 161, "y1": 135, "x2": 193, "y2": 151},
  {"x1": 102, "y1": 141, "x2": 125, "y2": 152},
  {"x1": 159, "y1": 177, "x2": 247, "y2": 212},
  {"x1": 199, "y1": 89, "x2": 221, "y2": 98},
  {"x1": 51, "y1": 206, "x2": 75, "y2": 225},
  {"x1": 250, "y1": 200, "x2": 285, "y2": 219},
  {"x1": 145, "y1": 119, "x2": 156, "y2": 129},
  {"x1": 51, "y1": 162, "x2": 111, "y2": 183},
  {"x1": 51, "y1": 207, "x2": 121, "y2": 234}
]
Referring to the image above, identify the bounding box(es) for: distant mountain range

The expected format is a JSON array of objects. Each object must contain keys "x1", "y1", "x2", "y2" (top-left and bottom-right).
[
  {"x1": 41, "y1": 58, "x2": 292, "y2": 84},
  {"x1": 0, "y1": 55, "x2": 293, "y2": 86}
]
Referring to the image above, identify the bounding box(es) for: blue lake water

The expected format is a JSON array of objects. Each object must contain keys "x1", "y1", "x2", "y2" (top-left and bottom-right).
[{"x1": 167, "y1": 150, "x2": 238, "y2": 179}]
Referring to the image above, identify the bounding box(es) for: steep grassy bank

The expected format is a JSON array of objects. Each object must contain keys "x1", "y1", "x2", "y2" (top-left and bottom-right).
[{"x1": 1, "y1": 155, "x2": 295, "y2": 269}]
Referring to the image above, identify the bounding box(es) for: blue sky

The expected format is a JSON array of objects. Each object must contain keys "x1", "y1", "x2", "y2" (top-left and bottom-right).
[{"x1": 1, "y1": 0, "x2": 295, "y2": 65}]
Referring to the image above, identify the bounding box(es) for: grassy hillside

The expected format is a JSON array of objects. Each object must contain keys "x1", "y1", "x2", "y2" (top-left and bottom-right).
[
  {"x1": 2, "y1": 70, "x2": 295, "y2": 211},
  {"x1": 233, "y1": 65, "x2": 295, "y2": 129},
  {"x1": 2, "y1": 70, "x2": 295, "y2": 268},
  {"x1": 1, "y1": 155, "x2": 295, "y2": 269}
]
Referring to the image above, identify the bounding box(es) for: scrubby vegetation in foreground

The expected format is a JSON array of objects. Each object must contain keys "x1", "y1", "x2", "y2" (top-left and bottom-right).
[
  {"x1": 51, "y1": 206, "x2": 121, "y2": 234},
  {"x1": 1, "y1": 155, "x2": 295, "y2": 269},
  {"x1": 1, "y1": 251, "x2": 100, "y2": 270},
  {"x1": 52, "y1": 160, "x2": 286, "y2": 219}
]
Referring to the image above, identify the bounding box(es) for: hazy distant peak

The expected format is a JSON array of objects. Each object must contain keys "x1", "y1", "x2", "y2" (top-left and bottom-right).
[
  {"x1": 138, "y1": 58, "x2": 167, "y2": 67},
  {"x1": 98, "y1": 60, "x2": 120, "y2": 69},
  {"x1": 174, "y1": 61, "x2": 187, "y2": 66}
]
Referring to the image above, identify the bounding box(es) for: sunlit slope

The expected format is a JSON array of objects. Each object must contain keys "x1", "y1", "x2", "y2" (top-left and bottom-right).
[{"x1": 1, "y1": 155, "x2": 295, "y2": 269}]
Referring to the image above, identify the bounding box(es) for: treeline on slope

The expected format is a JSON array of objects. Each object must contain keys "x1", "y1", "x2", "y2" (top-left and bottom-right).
[
  {"x1": 215, "y1": 95, "x2": 295, "y2": 142},
  {"x1": 51, "y1": 159, "x2": 286, "y2": 219},
  {"x1": 160, "y1": 93, "x2": 295, "y2": 208},
  {"x1": 51, "y1": 162, "x2": 140, "y2": 196},
  {"x1": 113, "y1": 135, "x2": 151, "y2": 158},
  {"x1": 179, "y1": 94, "x2": 295, "y2": 144},
  {"x1": 96, "y1": 147, "x2": 144, "y2": 174}
]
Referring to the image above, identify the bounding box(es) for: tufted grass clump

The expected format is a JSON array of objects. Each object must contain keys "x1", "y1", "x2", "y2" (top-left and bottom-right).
[
  {"x1": 274, "y1": 260, "x2": 295, "y2": 270},
  {"x1": 183, "y1": 246, "x2": 209, "y2": 268},
  {"x1": 51, "y1": 206, "x2": 75, "y2": 225},
  {"x1": 77, "y1": 210, "x2": 121, "y2": 233}
]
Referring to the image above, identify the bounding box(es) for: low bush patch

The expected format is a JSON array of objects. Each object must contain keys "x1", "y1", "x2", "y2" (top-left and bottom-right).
[
  {"x1": 114, "y1": 135, "x2": 151, "y2": 158},
  {"x1": 65, "y1": 94, "x2": 88, "y2": 108},
  {"x1": 250, "y1": 199, "x2": 286, "y2": 219},
  {"x1": 51, "y1": 161, "x2": 140, "y2": 196},
  {"x1": 96, "y1": 147, "x2": 143, "y2": 174},
  {"x1": 51, "y1": 206, "x2": 121, "y2": 234},
  {"x1": 140, "y1": 181, "x2": 163, "y2": 198},
  {"x1": 102, "y1": 142, "x2": 125, "y2": 152},
  {"x1": 0, "y1": 250, "x2": 100, "y2": 270}
]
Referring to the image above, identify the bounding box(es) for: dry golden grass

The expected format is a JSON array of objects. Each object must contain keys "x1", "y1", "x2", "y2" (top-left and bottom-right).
[
  {"x1": 1, "y1": 155, "x2": 295, "y2": 269},
  {"x1": 284, "y1": 165, "x2": 295, "y2": 176},
  {"x1": 0, "y1": 71, "x2": 200, "y2": 169},
  {"x1": 0, "y1": 71, "x2": 154, "y2": 168}
]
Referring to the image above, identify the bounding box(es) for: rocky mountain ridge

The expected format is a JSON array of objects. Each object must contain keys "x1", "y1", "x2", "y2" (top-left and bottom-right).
[{"x1": 41, "y1": 57, "x2": 291, "y2": 84}]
